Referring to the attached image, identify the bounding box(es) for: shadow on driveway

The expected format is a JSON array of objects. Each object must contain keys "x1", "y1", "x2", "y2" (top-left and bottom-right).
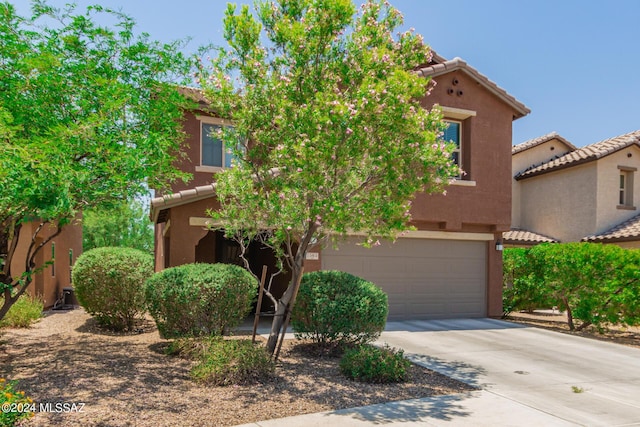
[
  {"x1": 384, "y1": 318, "x2": 529, "y2": 332},
  {"x1": 407, "y1": 353, "x2": 487, "y2": 388},
  {"x1": 325, "y1": 392, "x2": 480, "y2": 424}
]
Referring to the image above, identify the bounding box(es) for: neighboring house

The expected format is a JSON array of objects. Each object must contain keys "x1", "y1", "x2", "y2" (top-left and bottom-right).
[
  {"x1": 9, "y1": 219, "x2": 82, "y2": 308},
  {"x1": 509, "y1": 130, "x2": 640, "y2": 249},
  {"x1": 150, "y1": 53, "x2": 530, "y2": 321}
]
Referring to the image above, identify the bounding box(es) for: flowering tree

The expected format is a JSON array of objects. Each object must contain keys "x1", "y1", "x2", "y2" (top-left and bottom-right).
[
  {"x1": 0, "y1": 1, "x2": 191, "y2": 320},
  {"x1": 200, "y1": 0, "x2": 459, "y2": 354}
]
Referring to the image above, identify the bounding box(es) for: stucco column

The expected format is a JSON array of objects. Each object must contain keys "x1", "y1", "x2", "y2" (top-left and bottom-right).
[{"x1": 486, "y1": 233, "x2": 504, "y2": 317}]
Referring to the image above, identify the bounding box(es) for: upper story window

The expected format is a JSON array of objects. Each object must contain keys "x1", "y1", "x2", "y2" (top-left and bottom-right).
[
  {"x1": 197, "y1": 116, "x2": 242, "y2": 171},
  {"x1": 443, "y1": 120, "x2": 461, "y2": 169},
  {"x1": 618, "y1": 166, "x2": 636, "y2": 209},
  {"x1": 439, "y1": 106, "x2": 476, "y2": 185}
]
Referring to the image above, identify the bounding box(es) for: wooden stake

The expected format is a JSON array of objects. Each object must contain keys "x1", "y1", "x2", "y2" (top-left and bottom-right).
[{"x1": 252, "y1": 265, "x2": 268, "y2": 343}]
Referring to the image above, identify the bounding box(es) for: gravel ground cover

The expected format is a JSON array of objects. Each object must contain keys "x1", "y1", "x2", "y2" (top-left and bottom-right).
[{"x1": 0, "y1": 309, "x2": 474, "y2": 426}]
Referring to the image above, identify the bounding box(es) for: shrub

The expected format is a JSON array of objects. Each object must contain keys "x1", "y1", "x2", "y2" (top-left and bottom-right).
[
  {"x1": 169, "y1": 337, "x2": 275, "y2": 386},
  {"x1": 502, "y1": 248, "x2": 554, "y2": 316},
  {"x1": 340, "y1": 344, "x2": 410, "y2": 383},
  {"x1": 0, "y1": 378, "x2": 35, "y2": 426},
  {"x1": 72, "y1": 247, "x2": 153, "y2": 331},
  {"x1": 145, "y1": 263, "x2": 258, "y2": 338},
  {"x1": 503, "y1": 243, "x2": 640, "y2": 331},
  {"x1": 291, "y1": 270, "x2": 388, "y2": 348},
  {"x1": 0, "y1": 295, "x2": 43, "y2": 328}
]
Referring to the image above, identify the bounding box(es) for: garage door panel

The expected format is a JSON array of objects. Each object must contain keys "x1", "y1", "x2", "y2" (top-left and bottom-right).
[{"x1": 322, "y1": 237, "x2": 487, "y2": 320}]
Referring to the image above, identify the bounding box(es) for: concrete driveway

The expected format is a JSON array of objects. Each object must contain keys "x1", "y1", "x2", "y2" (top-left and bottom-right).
[
  {"x1": 241, "y1": 318, "x2": 640, "y2": 427},
  {"x1": 375, "y1": 318, "x2": 640, "y2": 426}
]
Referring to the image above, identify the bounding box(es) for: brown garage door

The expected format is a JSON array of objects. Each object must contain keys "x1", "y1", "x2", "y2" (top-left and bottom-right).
[{"x1": 321, "y1": 237, "x2": 487, "y2": 321}]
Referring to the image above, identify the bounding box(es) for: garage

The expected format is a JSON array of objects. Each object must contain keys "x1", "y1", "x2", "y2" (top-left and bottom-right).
[{"x1": 321, "y1": 237, "x2": 487, "y2": 321}]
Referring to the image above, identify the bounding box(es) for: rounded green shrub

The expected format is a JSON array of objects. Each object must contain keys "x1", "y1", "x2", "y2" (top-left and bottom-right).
[
  {"x1": 144, "y1": 263, "x2": 258, "y2": 338},
  {"x1": 291, "y1": 270, "x2": 388, "y2": 348},
  {"x1": 340, "y1": 344, "x2": 410, "y2": 383},
  {"x1": 72, "y1": 247, "x2": 153, "y2": 331}
]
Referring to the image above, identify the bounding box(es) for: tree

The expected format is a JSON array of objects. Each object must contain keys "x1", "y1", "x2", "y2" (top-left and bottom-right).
[
  {"x1": 510, "y1": 243, "x2": 640, "y2": 331},
  {"x1": 199, "y1": 0, "x2": 459, "y2": 355},
  {"x1": 0, "y1": 1, "x2": 192, "y2": 320},
  {"x1": 83, "y1": 199, "x2": 154, "y2": 254}
]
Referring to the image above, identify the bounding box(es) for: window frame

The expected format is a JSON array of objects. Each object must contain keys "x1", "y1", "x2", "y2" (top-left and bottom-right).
[
  {"x1": 195, "y1": 115, "x2": 237, "y2": 172},
  {"x1": 443, "y1": 119, "x2": 462, "y2": 177},
  {"x1": 440, "y1": 106, "x2": 476, "y2": 183},
  {"x1": 617, "y1": 166, "x2": 637, "y2": 210}
]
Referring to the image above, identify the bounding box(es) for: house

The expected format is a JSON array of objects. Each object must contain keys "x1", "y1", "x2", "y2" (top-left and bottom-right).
[
  {"x1": 150, "y1": 53, "x2": 530, "y2": 321},
  {"x1": 8, "y1": 219, "x2": 82, "y2": 308},
  {"x1": 509, "y1": 130, "x2": 640, "y2": 249}
]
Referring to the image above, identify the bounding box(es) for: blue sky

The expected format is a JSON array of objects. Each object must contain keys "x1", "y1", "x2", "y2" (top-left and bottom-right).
[{"x1": 13, "y1": 0, "x2": 640, "y2": 147}]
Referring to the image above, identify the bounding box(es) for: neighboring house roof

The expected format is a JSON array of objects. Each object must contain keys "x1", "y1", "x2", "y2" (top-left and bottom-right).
[
  {"x1": 416, "y1": 57, "x2": 531, "y2": 120},
  {"x1": 512, "y1": 131, "x2": 577, "y2": 155},
  {"x1": 582, "y1": 213, "x2": 640, "y2": 243},
  {"x1": 515, "y1": 130, "x2": 640, "y2": 181},
  {"x1": 503, "y1": 228, "x2": 558, "y2": 244}
]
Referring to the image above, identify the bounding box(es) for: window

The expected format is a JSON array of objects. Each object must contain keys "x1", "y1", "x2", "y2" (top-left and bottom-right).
[
  {"x1": 51, "y1": 242, "x2": 55, "y2": 276},
  {"x1": 443, "y1": 120, "x2": 461, "y2": 170},
  {"x1": 69, "y1": 249, "x2": 74, "y2": 278},
  {"x1": 618, "y1": 167, "x2": 636, "y2": 208},
  {"x1": 198, "y1": 116, "x2": 242, "y2": 170}
]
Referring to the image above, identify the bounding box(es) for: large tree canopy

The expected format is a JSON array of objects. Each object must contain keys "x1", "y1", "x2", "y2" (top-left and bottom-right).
[
  {"x1": 0, "y1": 1, "x2": 191, "y2": 318},
  {"x1": 199, "y1": 0, "x2": 459, "y2": 354}
]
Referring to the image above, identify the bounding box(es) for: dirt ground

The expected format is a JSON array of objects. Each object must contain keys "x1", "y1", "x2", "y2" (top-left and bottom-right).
[
  {"x1": 0, "y1": 309, "x2": 473, "y2": 427},
  {"x1": 505, "y1": 310, "x2": 640, "y2": 349}
]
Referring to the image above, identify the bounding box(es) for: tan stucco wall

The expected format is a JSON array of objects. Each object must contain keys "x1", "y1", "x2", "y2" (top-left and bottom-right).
[
  {"x1": 512, "y1": 139, "x2": 575, "y2": 228},
  {"x1": 10, "y1": 218, "x2": 82, "y2": 308},
  {"x1": 613, "y1": 241, "x2": 640, "y2": 249},
  {"x1": 594, "y1": 146, "x2": 640, "y2": 234},
  {"x1": 519, "y1": 162, "x2": 598, "y2": 242}
]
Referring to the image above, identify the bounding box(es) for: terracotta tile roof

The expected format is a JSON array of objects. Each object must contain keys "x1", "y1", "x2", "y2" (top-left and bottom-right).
[
  {"x1": 503, "y1": 228, "x2": 558, "y2": 244},
  {"x1": 582, "y1": 213, "x2": 640, "y2": 243},
  {"x1": 176, "y1": 85, "x2": 209, "y2": 105},
  {"x1": 515, "y1": 130, "x2": 640, "y2": 181},
  {"x1": 512, "y1": 132, "x2": 577, "y2": 155},
  {"x1": 151, "y1": 183, "x2": 217, "y2": 223},
  {"x1": 416, "y1": 57, "x2": 530, "y2": 119}
]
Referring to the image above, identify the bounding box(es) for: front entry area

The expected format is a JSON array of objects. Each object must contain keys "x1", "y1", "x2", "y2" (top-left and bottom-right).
[
  {"x1": 322, "y1": 237, "x2": 487, "y2": 321},
  {"x1": 194, "y1": 230, "x2": 291, "y2": 313}
]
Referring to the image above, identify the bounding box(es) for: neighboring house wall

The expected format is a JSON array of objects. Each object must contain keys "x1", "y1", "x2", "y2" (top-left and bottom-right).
[
  {"x1": 512, "y1": 130, "x2": 640, "y2": 247},
  {"x1": 512, "y1": 138, "x2": 574, "y2": 228},
  {"x1": 10, "y1": 219, "x2": 82, "y2": 308},
  {"x1": 615, "y1": 241, "x2": 640, "y2": 249},
  {"x1": 595, "y1": 146, "x2": 640, "y2": 233},
  {"x1": 519, "y1": 162, "x2": 598, "y2": 243}
]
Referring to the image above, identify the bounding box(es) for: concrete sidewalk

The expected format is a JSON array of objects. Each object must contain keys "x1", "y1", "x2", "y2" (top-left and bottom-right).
[{"x1": 235, "y1": 390, "x2": 577, "y2": 426}]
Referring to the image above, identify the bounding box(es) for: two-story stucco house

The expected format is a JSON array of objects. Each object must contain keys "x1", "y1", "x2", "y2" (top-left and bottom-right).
[
  {"x1": 150, "y1": 53, "x2": 530, "y2": 320},
  {"x1": 508, "y1": 130, "x2": 640, "y2": 248}
]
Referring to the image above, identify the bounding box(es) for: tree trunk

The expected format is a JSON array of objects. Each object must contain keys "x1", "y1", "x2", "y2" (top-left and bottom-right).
[
  {"x1": 562, "y1": 296, "x2": 574, "y2": 331},
  {"x1": 264, "y1": 224, "x2": 317, "y2": 355},
  {"x1": 265, "y1": 263, "x2": 303, "y2": 355}
]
